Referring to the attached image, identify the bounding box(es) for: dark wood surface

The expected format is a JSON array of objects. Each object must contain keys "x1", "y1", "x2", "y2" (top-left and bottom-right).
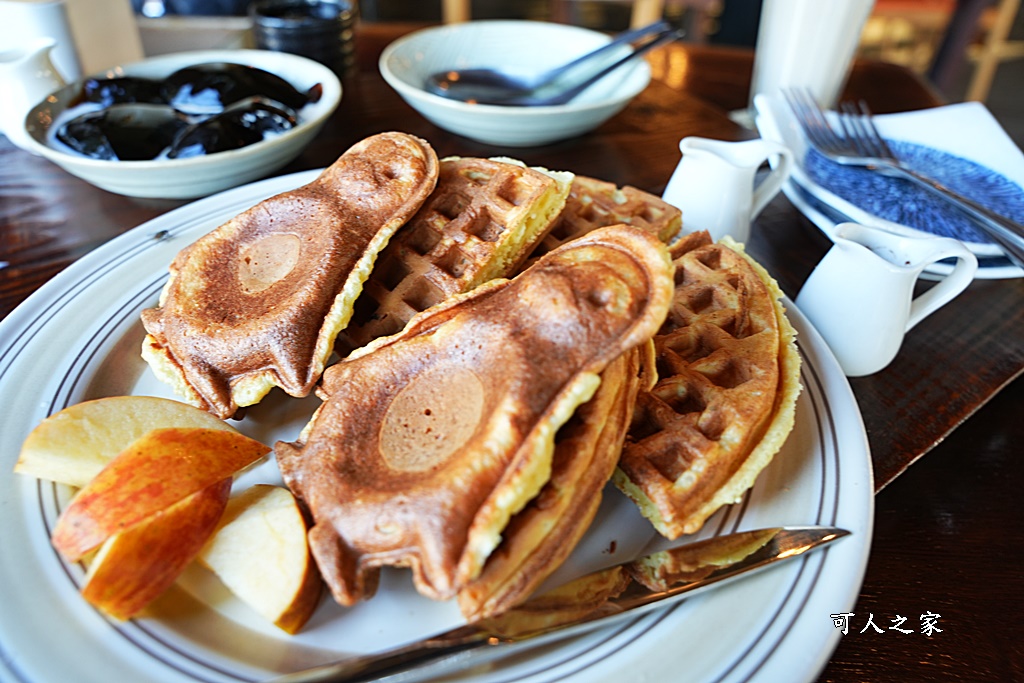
[{"x1": 1, "y1": 23, "x2": 1021, "y2": 683}]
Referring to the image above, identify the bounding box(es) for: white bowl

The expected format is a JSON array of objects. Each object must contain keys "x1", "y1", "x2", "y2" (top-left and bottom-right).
[
  {"x1": 379, "y1": 21, "x2": 651, "y2": 147},
  {"x1": 21, "y1": 49, "x2": 341, "y2": 199}
]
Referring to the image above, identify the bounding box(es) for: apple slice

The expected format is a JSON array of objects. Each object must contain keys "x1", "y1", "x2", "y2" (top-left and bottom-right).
[
  {"x1": 15, "y1": 395, "x2": 238, "y2": 488},
  {"x1": 52, "y1": 427, "x2": 268, "y2": 562},
  {"x1": 81, "y1": 477, "x2": 231, "y2": 621},
  {"x1": 198, "y1": 485, "x2": 323, "y2": 634}
]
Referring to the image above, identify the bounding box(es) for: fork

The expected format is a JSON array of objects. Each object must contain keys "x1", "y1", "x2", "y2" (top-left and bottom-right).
[{"x1": 784, "y1": 88, "x2": 1024, "y2": 270}]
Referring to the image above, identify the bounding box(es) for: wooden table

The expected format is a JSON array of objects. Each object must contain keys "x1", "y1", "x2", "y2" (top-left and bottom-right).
[{"x1": 2, "y1": 23, "x2": 1021, "y2": 683}]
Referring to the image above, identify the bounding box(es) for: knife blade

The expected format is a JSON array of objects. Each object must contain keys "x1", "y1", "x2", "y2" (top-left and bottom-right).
[{"x1": 269, "y1": 525, "x2": 849, "y2": 683}]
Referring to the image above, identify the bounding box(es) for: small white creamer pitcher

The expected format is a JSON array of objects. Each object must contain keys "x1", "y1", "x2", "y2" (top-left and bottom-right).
[
  {"x1": 0, "y1": 38, "x2": 66, "y2": 154},
  {"x1": 795, "y1": 222, "x2": 978, "y2": 377},
  {"x1": 662, "y1": 136, "x2": 793, "y2": 243}
]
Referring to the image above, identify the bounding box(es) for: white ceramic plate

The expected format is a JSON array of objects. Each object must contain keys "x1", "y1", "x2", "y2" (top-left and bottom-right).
[
  {"x1": 755, "y1": 94, "x2": 1024, "y2": 279},
  {"x1": 0, "y1": 170, "x2": 873, "y2": 683}
]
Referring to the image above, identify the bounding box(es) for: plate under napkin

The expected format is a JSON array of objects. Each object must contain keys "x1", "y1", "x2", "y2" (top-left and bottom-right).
[{"x1": 754, "y1": 94, "x2": 1024, "y2": 279}]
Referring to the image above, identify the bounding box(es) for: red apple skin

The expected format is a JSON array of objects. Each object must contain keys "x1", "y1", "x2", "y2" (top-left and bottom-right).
[
  {"x1": 52, "y1": 428, "x2": 268, "y2": 562},
  {"x1": 14, "y1": 395, "x2": 239, "y2": 488},
  {"x1": 275, "y1": 568, "x2": 323, "y2": 634},
  {"x1": 80, "y1": 477, "x2": 232, "y2": 621}
]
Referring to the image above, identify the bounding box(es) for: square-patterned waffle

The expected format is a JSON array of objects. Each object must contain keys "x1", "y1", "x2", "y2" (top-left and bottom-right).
[
  {"x1": 526, "y1": 175, "x2": 682, "y2": 262},
  {"x1": 337, "y1": 156, "x2": 572, "y2": 352},
  {"x1": 613, "y1": 231, "x2": 801, "y2": 539}
]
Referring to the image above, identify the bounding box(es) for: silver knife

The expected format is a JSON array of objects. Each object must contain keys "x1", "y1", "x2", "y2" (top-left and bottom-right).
[{"x1": 269, "y1": 525, "x2": 849, "y2": 683}]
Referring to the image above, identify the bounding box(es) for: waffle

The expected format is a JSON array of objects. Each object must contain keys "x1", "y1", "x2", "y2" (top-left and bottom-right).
[
  {"x1": 457, "y1": 342, "x2": 651, "y2": 620},
  {"x1": 527, "y1": 175, "x2": 682, "y2": 262},
  {"x1": 613, "y1": 231, "x2": 801, "y2": 539},
  {"x1": 276, "y1": 225, "x2": 674, "y2": 608},
  {"x1": 337, "y1": 156, "x2": 573, "y2": 352},
  {"x1": 140, "y1": 133, "x2": 439, "y2": 419}
]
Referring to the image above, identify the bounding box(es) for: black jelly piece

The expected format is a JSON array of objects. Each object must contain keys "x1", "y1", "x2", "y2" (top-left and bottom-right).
[
  {"x1": 57, "y1": 110, "x2": 118, "y2": 160},
  {"x1": 82, "y1": 76, "x2": 168, "y2": 107},
  {"x1": 57, "y1": 105, "x2": 189, "y2": 161},
  {"x1": 167, "y1": 98, "x2": 298, "y2": 159},
  {"x1": 163, "y1": 62, "x2": 318, "y2": 115}
]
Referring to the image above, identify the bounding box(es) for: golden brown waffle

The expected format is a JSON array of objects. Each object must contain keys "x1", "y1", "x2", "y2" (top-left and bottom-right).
[
  {"x1": 337, "y1": 156, "x2": 572, "y2": 352},
  {"x1": 527, "y1": 175, "x2": 682, "y2": 262},
  {"x1": 613, "y1": 231, "x2": 801, "y2": 539},
  {"x1": 457, "y1": 342, "x2": 649, "y2": 620},
  {"x1": 140, "y1": 133, "x2": 439, "y2": 419},
  {"x1": 276, "y1": 226, "x2": 673, "y2": 608}
]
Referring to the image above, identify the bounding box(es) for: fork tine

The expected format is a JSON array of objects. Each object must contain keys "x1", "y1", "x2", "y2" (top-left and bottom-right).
[
  {"x1": 836, "y1": 102, "x2": 870, "y2": 156},
  {"x1": 843, "y1": 102, "x2": 884, "y2": 156},
  {"x1": 783, "y1": 89, "x2": 817, "y2": 144},
  {"x1": 856, "y1": 100, "x2": 895, "y2": 158},
  {"x1": 785, "y1": 87, "x2": 838, "y2": 153},
  {"x1": 835, "y1": 99, "x2": 893, "y2": 161},
  {"x1": 802, "y1": 89, "x2": 836, "y2": 146}
]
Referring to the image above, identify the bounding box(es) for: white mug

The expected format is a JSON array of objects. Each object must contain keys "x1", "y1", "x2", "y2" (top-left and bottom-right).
[
  {"x1": 749, "y1": 0, "x2": 876, "y2": 109},
  {"x1": 795, "y1": 222, "x2": 978, "y2": 377},
  {"x1": 662, "y1": 136, "x2": 793, "y2": 244}
]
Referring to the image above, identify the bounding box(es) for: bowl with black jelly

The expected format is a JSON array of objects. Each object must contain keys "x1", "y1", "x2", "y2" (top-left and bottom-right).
[{"x1": 21, "y1": 49, "x2": 341, "y2": 199}]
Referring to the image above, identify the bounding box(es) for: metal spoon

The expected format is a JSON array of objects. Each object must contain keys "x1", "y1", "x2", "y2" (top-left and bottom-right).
[{"x1": 425, "y1": 21, "x2": 680, "y2": 106}]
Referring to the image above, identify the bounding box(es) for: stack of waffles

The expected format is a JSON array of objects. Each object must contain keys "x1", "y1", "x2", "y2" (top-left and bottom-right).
[{"x1": 139, "y1": 132, "x2": 801, "y2": 622}]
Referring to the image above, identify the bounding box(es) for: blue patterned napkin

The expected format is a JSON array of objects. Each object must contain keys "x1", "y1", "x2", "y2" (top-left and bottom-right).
[{"x1": 804, "y1": 140, "x2": 1024, "y2": 245}]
